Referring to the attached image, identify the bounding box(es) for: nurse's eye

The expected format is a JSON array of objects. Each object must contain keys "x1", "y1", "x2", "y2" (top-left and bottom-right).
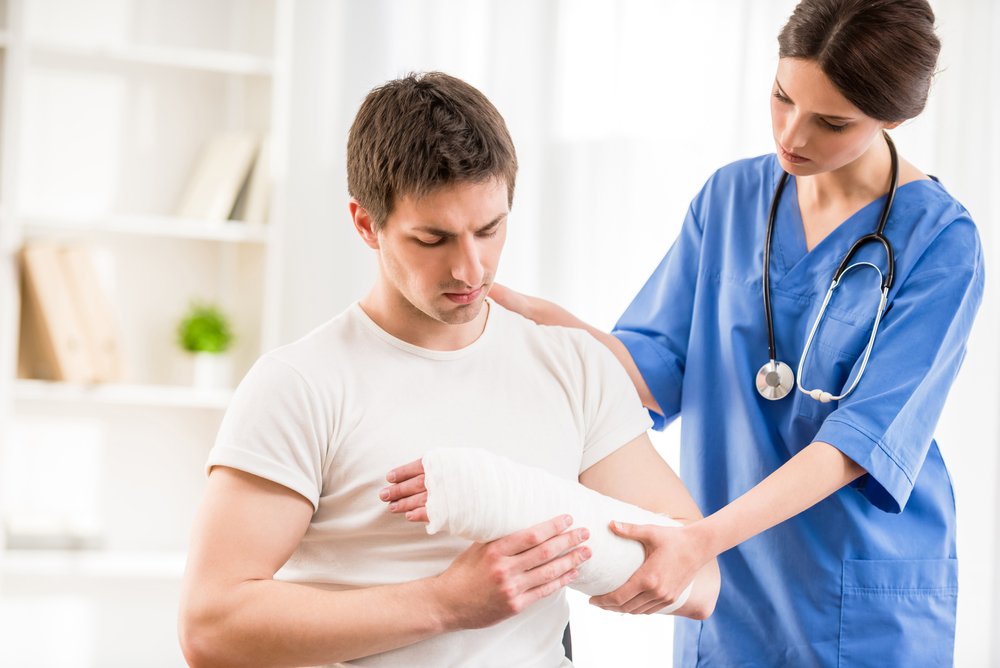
[
  {"x1": 822, "y1": 119, "x2": 848, "y2": 133},
  {"x1": 773, "y1": 90, "x2": 791, "y2": 104}
]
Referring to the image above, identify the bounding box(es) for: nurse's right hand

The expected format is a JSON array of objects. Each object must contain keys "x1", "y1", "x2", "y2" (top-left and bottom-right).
[
  {"x1": 490, "y1": 282, "x2": 661, "y2": 413},
  {"x1": 488, "y1": 283, "x2": 584, "y2": 329}
]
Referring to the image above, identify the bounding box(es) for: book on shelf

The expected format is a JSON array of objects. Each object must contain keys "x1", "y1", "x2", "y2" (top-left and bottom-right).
[
  {"x1": 61, "y1": 246, "x2": 125, "y2": 382},
  {"x1": 175, "y1": 131, "x2": 260, "y2": 221},
  {"x1": 18, "y1": 242, "x2": 124, "y2": 383},
  {"x1": 231, "y1": 133, "x2": 272, "y2": 224}
]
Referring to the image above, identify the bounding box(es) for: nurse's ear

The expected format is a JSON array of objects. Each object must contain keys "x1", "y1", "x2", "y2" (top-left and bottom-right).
[{"x1": 882, "y1": 120, "x2": 905, "y2": 131}]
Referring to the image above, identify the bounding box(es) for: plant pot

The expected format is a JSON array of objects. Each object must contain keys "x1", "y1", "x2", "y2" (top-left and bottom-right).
[{"x1": 191, "y1": 352, "x2": 232, "y2": 390}]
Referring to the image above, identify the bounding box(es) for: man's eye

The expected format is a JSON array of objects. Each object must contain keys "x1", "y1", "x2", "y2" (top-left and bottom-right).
[{"x1": 416, "y1": 237, "x2": 444, "y2": 247}]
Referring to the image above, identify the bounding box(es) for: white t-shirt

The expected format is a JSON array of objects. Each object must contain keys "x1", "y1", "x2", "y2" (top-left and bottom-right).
[{"x1": 207, "y1": 300, "x2": 652, "y2": 667}]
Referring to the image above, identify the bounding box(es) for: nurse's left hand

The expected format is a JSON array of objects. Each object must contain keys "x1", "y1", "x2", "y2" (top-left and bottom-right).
[{"x1": 589, "y1": 520, "x2": 706, "y2": 615}]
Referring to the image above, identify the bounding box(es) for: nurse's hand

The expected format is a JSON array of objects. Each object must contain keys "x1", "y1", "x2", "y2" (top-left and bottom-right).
[
  {"x1": 488, "y1": 283, "x2": 584, "y2": 329},
  {"x1": 589, "y1": 520, "x2": 708, "y2": 615},
  {"x1": 380, "y1": 458, "x2": 430, "y2": 523}
]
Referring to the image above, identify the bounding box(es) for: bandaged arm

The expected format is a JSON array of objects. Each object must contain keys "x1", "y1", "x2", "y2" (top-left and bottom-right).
[{"x1": 423, "y1": 447, "x2": 693, "y2": 613}]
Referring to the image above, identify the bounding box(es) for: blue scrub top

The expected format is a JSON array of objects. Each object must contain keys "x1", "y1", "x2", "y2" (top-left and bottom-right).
[{"x1": 614, "y1": 155, "x2": 984, "y2": 667}]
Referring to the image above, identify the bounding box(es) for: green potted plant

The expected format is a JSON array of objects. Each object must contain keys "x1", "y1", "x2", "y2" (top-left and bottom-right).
[{"x1": 176, "y1": 301, "x2": 234, "y2": 389}]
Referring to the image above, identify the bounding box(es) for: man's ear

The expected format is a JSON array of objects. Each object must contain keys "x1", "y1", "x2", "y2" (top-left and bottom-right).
[{"x1": 350, "y1": 199, "x2": 380, "y2": 250}]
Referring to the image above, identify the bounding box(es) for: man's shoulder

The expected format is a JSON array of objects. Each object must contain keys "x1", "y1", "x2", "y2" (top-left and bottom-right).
[
  {"x1": 489, "y1": 300, "x2": 614, "y2": 366},
  {"x1": 257, "y1": 304, "x2": 365, "y2": 381}
]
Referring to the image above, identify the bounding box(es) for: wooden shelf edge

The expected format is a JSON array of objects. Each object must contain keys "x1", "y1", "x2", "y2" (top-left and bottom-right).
[
  {"x1": 19, "y1": 213, "x2": 271, "y2": 243},
  {"x1": 0, "y1": 549, "x2": 187, "y2": 580},
  {"x1": 12, "y1": 379, "x2": 232, "y2": 409},
  {"x1": 27, "y1": 40, "x2": 274, "y2": 77}
]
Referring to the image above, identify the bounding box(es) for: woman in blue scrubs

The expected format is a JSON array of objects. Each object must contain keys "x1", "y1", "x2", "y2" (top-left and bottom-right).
[{"x1": 494, "y1": 0, "x2": 984, "y2": 665}]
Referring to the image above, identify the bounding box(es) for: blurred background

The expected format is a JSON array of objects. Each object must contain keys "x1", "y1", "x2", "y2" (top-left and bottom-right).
[{"x1": 0, "y1": 0, "x2": 996, "y2": 665}]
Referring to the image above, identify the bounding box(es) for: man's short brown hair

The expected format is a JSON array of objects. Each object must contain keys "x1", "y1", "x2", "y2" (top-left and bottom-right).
[{"x1": 347, "y1": 72, "x2": 517, "y2": 231}]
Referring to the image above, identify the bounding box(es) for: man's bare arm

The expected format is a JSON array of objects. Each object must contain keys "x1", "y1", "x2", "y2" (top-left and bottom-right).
[
  {"x1": 578, "y1": 434, "x2": 720, "y2": 618},
  {"x1": 179, "y1": 466, "x2": 590, "y2": 667}
]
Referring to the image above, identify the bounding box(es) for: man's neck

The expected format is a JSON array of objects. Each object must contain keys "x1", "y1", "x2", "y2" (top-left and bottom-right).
[{"x1": 360, "y1": 283, "x2": 489, "y2": 351}]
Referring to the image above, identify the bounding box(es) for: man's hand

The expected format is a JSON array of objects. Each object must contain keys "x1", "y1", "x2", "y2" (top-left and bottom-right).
[
  {"x1": 434, "y1": 515, "x2": 591, "y2": 630},
  {"x1": 382, "y1": 462, "x2": 591, "y2": 629},
  {"x1": 381, "y1": 458, "x2": 429, "y2": 522},
  {"x1": 588, "y1": 520, "x2": 708, "y2": 615}
]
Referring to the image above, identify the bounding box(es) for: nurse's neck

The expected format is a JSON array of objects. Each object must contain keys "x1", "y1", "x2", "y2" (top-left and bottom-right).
[{"x1": 799, "y1": 134, "x2": 896, "y2": 210}]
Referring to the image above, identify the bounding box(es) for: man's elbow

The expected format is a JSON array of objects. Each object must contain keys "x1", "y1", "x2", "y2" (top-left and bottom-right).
[
  {"x1": 178, "y1": 597, "x2": 231, "y2": 668},
  {"x1": 680, "y1": 559, "x2": 721, "y2": 621}
]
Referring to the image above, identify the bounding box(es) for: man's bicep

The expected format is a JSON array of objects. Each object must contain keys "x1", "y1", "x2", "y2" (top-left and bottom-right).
[
  {"x1": 187, "y1": 466, "x2": 314, "y2": 586},
  {"x1": 579, "y1": 435, "x2": 702, "y2": 522}
]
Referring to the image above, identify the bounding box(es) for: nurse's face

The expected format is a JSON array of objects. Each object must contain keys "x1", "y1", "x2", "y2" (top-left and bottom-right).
[
  {"x1": 770, "y1": 58, "x2": 895, "y2": 177},
  {"x1": 356, "y1": 179, "x2": 508, "y2": 329}
]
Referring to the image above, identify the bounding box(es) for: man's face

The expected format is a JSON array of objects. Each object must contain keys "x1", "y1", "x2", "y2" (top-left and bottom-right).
[{"x1": 374, "y1": 179, "x2": 508, "y2": 328}]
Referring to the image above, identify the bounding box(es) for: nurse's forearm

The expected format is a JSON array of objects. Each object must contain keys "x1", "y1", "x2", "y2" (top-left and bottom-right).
[
  {"x1": 691, "y1": 441, "x2": 864, "y2": 558},
  {"x1": 589, "y1": 330, "x2": 662, "y2": 414}
]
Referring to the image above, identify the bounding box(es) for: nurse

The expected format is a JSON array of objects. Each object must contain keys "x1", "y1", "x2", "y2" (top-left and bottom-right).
[{"x1": 492, "y1": 0, "x2": 984, "y2": 665}]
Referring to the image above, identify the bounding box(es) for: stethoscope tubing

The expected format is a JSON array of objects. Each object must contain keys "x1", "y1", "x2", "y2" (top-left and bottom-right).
[{"x1": 760, "y1": 132, "x2": 899, "y2": 402}]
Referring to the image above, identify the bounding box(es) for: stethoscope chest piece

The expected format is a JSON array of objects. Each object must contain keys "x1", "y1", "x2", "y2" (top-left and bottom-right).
[
  {"x1": 755, "y1": 359, "x2": 795, "y2": 401},
  {"x1": 756, "y1": 132, "x2": 899, "y2": 404}
]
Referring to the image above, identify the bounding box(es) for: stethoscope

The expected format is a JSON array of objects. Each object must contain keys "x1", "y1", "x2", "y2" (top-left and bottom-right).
[{"x1": 755, "y1": 132, "x2": 898, "y2": 403}]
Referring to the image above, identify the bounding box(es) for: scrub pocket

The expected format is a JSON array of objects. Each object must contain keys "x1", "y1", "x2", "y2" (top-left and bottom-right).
[
  {"x1": 797, "y1": 310, "x2": 872, "y2": 424},
  {"x1": 838, "y1": 558, "x2": 957, "y2": 667}
]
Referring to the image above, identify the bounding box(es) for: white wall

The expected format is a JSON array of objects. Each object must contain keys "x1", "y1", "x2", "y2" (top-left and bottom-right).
[{"x1": 277, "y1": 2, "x2": 1000, "y2": 665}]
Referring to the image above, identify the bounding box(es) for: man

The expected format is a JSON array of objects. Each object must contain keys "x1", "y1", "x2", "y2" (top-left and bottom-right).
[{"x1": 179, "y1": 72, "x2": 718, "y2": 667}]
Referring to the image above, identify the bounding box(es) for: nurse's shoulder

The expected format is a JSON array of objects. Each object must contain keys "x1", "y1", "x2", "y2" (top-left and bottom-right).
[
  {"x1": 688, "y1": 154, "x2": 781, "y2": 223},
  {"x1": 889, "y1": 177, "x2": 983, "y2": 280}
]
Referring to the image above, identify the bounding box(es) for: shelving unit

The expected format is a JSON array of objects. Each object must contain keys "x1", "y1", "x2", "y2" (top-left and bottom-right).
[
  {"x1": 0, "y1": 1, "x2": 293, "y2": 664},
  {"x1": 19, "y1": 212, "x2": 273, "y2": 243},
  {"x1": 11, "y1": 378, "x2": 233, "y2": 410}
]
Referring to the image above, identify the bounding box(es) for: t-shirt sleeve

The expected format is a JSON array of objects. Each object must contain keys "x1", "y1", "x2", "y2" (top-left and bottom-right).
[
  {"x1": 577, "y1": 334, "x2": 655, "y2": 472},
  {"x1": 612, "y1": 202, "x2": 704, "y2": 430},
  {"x1": 815, "y1": 217, "x2": 985, "y2": 513},
  {"x1": 206, "y1": 354, "x2": 329, "y2": 511}
]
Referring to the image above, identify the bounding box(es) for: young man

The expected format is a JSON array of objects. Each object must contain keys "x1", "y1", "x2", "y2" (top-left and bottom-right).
[{"x1": 179, "y1": 72, "x2": 718, "y2": 668}]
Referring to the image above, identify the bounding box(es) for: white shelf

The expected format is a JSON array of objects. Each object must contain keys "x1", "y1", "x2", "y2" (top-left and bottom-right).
[
  {"x1": 0, "y1": 549, "x2": 186, "y2": 580},
  {"x1": 28, "y1": 40, "x2": 273, "y2": 77},
  {"x1": 20, "y1": 212, "x2": 271, "y2": 243},
  {"x1": 13, "y1": 379, "x2": 232, "y2": 409}
]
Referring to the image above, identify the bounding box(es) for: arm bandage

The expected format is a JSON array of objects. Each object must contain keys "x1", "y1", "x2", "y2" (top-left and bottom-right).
[{"x1": 422, "y1": 447, "x2": 692, "y2": 613}]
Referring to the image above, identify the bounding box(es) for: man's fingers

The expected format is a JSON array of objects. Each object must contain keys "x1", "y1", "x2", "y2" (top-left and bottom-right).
[
  {"x1": 521, "y1": 562, "x2": 582, "y2": 606},
  {"x1": 405, "y1": 507, "x2": 429, "y2": 523},
  {"x1": 387, "y1": 491, "x2": 427, "y2": 514},
  {"x1": 493, "y1": 515, "x2": 574, "y2": 556},
  {"x1": 515, "y1": 527, "x2": 589, "y2": 570},
  {"x1": 521, "y1": 545, "x2": 591, "y2": 591},
  {"x1": 379, "y1": 474, "x2": 426, "y2": 502},
  {"x1": 385, "y1": 458, "x2": 424, "y2": 484}
]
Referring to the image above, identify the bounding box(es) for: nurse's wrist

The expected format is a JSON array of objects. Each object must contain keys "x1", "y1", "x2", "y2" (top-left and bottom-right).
[{"x1": 684, "y1": 517, "x2": 725, "y2": 564}]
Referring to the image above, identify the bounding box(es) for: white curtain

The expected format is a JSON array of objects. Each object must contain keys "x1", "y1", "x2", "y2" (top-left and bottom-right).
[{"x1": 279, "y1": 2, "x2": 1000, "y2": 665}]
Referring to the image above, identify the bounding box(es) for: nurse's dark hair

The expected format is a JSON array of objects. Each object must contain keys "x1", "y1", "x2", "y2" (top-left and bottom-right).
[
  {"x1": 347, "y1": 71, "x2": 517, "y2": 232},
  {"x1": 777, "y1": 0, "x2": 940, "y2": 122}
]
